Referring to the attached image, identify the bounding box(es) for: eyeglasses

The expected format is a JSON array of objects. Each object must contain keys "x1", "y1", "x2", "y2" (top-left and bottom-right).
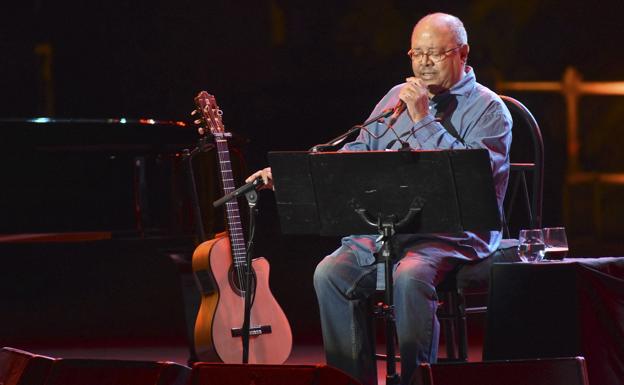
[{"x1": 407, "y1": 46, "x2": 462, "y2": 63}]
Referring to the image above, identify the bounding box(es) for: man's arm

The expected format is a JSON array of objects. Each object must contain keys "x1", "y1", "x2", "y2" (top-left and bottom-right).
[{"x1": 409, "y1": 101, "x2": 512, "y2": 171}]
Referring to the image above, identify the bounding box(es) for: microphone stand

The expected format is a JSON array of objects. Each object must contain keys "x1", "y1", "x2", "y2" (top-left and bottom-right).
[
  {"x1": 213, "y1": 177, "x2": 264, "y2": 208},
  {"x1": 241, "y1": 187, "x2": 258, "y2": 364},
  {"x1": 309, "y1": 108, "x2": 394, "y2": 152},
  {"x1": 212, "y1": 178, "x2": 263, "y2": 364}
]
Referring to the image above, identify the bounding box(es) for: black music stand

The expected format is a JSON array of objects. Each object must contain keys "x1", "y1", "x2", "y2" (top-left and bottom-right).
[{"x1": 268, "y1": 149, "x2": 500, "y2": 385}]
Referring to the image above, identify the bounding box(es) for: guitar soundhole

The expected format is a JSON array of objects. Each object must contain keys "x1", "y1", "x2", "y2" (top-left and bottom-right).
[{"x1": 228, "y1": 265, "x2": 257, "y2": 300}]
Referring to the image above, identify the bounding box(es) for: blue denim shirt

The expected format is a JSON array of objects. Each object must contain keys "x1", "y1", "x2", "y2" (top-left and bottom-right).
[{"x1": 340, "y1": 67, "x2": 512, "y2": 265}]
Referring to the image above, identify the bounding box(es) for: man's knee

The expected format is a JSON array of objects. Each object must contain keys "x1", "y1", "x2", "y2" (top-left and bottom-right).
[
  {"x1": 394, "y1": 253, "x2": 458, "y2": 290},
  {"x1": 313, "y1": 256, "x2": 334, "y2": 291},
  {"x1": 313, "y1": 247, "x2": 376, "y2": 299},
  {"x1": 394, "y1": 264, "x2": 439, "y2": 301}
]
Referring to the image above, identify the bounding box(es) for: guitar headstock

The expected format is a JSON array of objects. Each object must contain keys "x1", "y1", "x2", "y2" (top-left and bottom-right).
[{"x1": 192, "y1": 91, "x2": 230, "y2": 138}]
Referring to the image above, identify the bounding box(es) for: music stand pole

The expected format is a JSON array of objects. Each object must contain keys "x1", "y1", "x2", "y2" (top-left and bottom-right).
[
  {"x1": 355, "y1": 205, "x2": 422, "y2": 385},
  {"x1": 378, "y1": 222, "x2": 400, "y2": 385}
]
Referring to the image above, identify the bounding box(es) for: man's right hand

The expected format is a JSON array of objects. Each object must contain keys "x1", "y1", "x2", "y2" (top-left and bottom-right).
[
  {"x1": 400, "y1": 77, "x2": 430, "y2": 122},
  {"x1": 246, "y1": 167, "x2": 274, "y2": 190}
]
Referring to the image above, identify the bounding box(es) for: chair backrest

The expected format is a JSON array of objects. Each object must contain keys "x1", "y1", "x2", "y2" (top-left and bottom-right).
[
  {"x1": 434, "y1": 96, "x2": 546, "y2": 362},
  {"x1": 499, "y1": 95, "x2": 545, "y2": 238},
  {"x1": 453, "y1": 96, "x2": 544, "y2": 281},
  {"x1": 411, "y1": 357, "x2": 590, "y2": 385}
]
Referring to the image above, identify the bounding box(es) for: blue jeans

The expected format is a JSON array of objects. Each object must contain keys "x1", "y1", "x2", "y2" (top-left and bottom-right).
[{"x1": 313, "y1": 242, "x2": 465, "y2": 385}]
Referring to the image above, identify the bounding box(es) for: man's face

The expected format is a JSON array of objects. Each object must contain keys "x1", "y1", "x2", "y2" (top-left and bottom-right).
[{"x1": 409, "y1": 23, "x2": 468, "y2": 93}]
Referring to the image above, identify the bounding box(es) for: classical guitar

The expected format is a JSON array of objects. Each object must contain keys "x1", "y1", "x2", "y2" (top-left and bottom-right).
[{"x1": 191, "y1": 91, "x2": 292, "y2": 364}]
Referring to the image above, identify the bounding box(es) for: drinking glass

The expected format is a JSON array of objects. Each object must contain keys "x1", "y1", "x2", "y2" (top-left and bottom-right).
[
  {"x1": 543, "y1": 227, "x2": 569, "y2": 260},
  {"x1": 518, "y1": 229, "x2": 545, "y2": 262}
]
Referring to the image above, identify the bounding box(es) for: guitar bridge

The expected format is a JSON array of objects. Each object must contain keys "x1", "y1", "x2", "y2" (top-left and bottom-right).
[{"x1": 231, "y1": 325, "x2": 272, "y2": 337}]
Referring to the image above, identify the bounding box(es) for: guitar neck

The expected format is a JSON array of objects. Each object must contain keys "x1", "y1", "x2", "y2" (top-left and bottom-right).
[{"x1": 215, "y1": 138, "x2": 247, "y2": 266}]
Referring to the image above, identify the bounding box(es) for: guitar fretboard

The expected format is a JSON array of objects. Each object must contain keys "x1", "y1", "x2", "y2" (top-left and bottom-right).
[{"x1": 215, "y1": 138, "x2": 247, "y2": 268}]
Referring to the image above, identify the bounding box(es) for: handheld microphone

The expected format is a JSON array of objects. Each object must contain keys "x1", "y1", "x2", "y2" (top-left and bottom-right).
[{"x1": 388, "y1": 100, "x2": 406, "y2": 127}]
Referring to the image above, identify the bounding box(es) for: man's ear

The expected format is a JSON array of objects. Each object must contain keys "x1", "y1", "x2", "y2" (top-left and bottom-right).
[{"x1": 460, "y1": 44, "x2": 470, "y2": 64}]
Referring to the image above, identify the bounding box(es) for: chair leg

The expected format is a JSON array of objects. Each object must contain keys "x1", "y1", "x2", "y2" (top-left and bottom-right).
[
  {"x1": 456, "y1": 290, "x2": 468, "y2": 361},
  {"x1": 441, "y1": 291, "x2": 458, "y2": 360}
]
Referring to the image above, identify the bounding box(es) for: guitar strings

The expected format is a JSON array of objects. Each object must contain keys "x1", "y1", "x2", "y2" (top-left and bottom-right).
[{"x1": 216, "y1": 138, "x2": 247, "y2": 297}]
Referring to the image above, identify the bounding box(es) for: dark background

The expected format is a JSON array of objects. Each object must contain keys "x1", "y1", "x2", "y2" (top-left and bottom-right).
[
  {"x1": 4, "y1": 1, "x2": 624, "y2": 225},
  {"x1": 2, "y1": 0, "x2": 624, "y2": 351}
]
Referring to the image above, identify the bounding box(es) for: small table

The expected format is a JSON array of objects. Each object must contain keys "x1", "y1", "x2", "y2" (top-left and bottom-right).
[{"x1": 483, "y1": 257, "x2": 624, "y2": 385}]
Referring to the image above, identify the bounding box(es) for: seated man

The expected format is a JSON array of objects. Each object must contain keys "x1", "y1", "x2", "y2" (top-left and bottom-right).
[{"x1": 248, "y1": 12, "x2": 512, "y2": 385}]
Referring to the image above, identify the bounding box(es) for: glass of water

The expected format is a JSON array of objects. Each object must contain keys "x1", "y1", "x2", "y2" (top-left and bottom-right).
[
  {"x1": 518, "y1": 229, "x2": 545, "y2": 263},
  {"x1": 543, "y1": 227, "x2": 569, "y2": 260}
]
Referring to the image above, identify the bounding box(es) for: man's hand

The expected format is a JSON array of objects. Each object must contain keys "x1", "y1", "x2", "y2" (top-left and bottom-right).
[
  {"x1": 245, "y1": 167, "x2": 274, "y2": 190},
  {"x1": 399, "y1": 77, "x2": 430, "y2": 122}
]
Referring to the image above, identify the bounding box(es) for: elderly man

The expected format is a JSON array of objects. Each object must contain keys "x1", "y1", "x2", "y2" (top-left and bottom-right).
[{"x1": 248, "y1": 12, "x2": 511, "y2": 385}]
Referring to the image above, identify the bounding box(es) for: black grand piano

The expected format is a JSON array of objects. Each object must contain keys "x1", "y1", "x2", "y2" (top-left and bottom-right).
[
  {"x1": 0, "y1": 117, "x2": 246, "y2": 349},
  {"x1": 2, "y1": 118, "x2": 191, "y2": 238}
]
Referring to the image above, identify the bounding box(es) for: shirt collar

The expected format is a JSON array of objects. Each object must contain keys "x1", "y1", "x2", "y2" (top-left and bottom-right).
[{"x1": 448, "y1": 65, "x2": 476, "y2": 96}]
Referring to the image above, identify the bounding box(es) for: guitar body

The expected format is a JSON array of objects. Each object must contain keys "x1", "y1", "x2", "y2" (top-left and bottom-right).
[{"x1": 193, "y1": 233, "x2": 293, "y2": 364}]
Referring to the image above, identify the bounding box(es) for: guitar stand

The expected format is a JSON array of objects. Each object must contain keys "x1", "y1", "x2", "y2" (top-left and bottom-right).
[
  {"x1": 182, "y1": 135, "x2": 216, "y2": 243},
  {"x1": 353, "y1": 200, "x2": 422, "y2": 385},
  {"x1": 181, "y1": 136, "x2": 216, "y2": 365}
]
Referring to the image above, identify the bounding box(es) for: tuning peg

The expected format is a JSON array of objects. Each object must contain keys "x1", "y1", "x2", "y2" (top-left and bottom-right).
[
  {"x1": 194, "y1": 119, "x2": 202, "y2": 125},
  {"x1": 198, "y1": 127, "x2": 206, "y2": 135},
  {"x1": 191, "y1": 109, "x2": 198, "y2": 116}
]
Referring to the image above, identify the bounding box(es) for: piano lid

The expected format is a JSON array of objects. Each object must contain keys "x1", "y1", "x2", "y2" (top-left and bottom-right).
[
  {"x1": 0, "y1": 117, "x2": 199, "y2": 152},
  {"x1": 0, "y1": 117, "x2": 187, "y2": 125},
  {"x1": 0, "y1": 117, "x2": 199, "y2": 236}
]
